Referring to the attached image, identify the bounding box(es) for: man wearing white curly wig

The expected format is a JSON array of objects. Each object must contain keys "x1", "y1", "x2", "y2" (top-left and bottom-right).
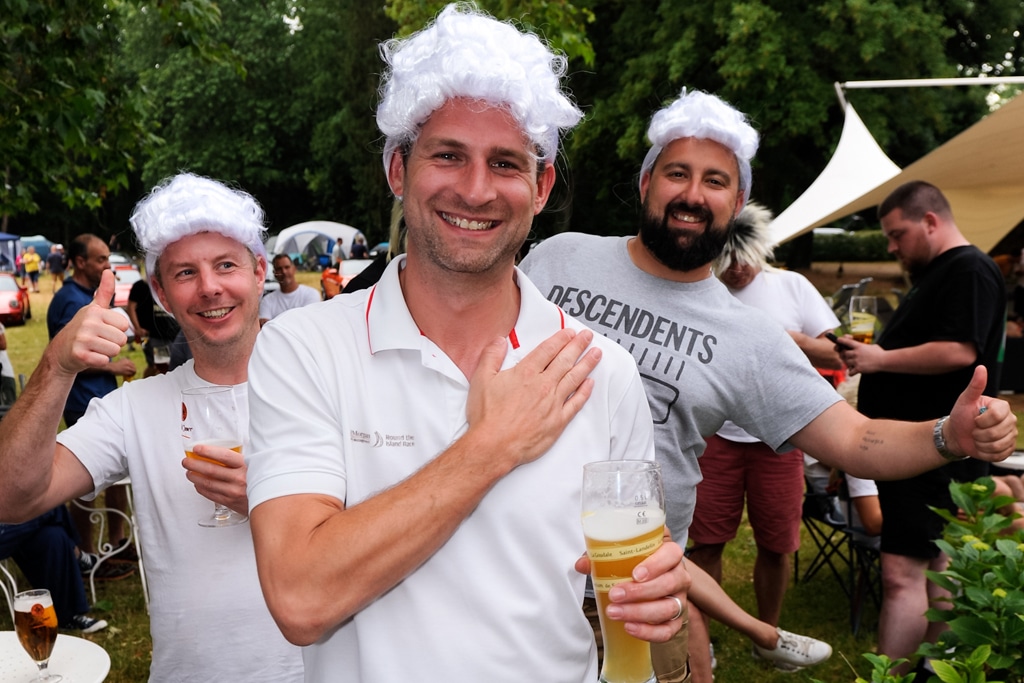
[
  {"x1": 245, "y1": 4, "x2": 689, "y2": 683},
  {"x1": 521, "y1": 88, "x2": 1016, "y2": 680},
  {"x1": 0, "y1": 173, "x2": 303, "y2": 682}
]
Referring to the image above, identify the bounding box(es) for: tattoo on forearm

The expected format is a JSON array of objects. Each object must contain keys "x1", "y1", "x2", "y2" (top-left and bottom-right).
[{"x1": 859, "y1": 430, "x2": 884, "y2": 451}]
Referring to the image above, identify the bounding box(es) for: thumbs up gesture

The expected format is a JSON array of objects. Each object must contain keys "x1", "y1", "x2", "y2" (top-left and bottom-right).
[
  {"x1": 947, "y1": 365, "x2": 1018, "y2": 462},
  {"x1": 51, "y1": 270, "x2": 133, "y2": 376}
]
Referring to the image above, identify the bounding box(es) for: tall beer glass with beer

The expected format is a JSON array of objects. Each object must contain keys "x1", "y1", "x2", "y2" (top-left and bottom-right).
[
  {"x1": 849, "y1": 296, "x2": 877, "y2": 344},
  {"x1": 181, "y1": 385, "x2": 247, "y2": 527},
  {"x1": 582, "y1": 460, "x2": 665, "y2": 683},
  {"x1": 14, "y1": 588, "x2": 62, "y2": 682}
]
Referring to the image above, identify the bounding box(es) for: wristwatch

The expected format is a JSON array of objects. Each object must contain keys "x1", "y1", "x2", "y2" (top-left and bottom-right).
[{"x1": 933, "y1": 416, "x2": 968, "y2": 461}]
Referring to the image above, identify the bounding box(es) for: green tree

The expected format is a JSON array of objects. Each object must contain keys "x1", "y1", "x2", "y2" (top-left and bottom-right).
[
  {"x1": 292, "y1": 0, "x2": 397, "y2": 241},
  {"x1": 563, "y1": 0, "x2": 1024, "y2": 236},
  {"x1": 121, "y1": 0, "x2": 399, "y2": 241},
  {"x1": 385, "y1": 0, "x2": 596, "y2": 65},
  {"x1": 0, "y1": 0, "x2": 226, "y2": 229},
  {"x1": 122, "y1": 0, "x2": 314, "y2": 230}
]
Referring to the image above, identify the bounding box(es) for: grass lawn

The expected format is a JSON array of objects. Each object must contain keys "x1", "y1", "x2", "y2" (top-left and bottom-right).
[{"x1": 1, "y1": 264, "x2": 1020, "y2": 682}]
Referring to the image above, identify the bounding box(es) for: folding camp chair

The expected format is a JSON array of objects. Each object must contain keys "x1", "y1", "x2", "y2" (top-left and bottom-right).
[
  {"x1": 829, "y1": 277, "x2": 873, "y2": 325},
  {"x1": 795, "y1": 474, "x2": 881, "y2": 634}
]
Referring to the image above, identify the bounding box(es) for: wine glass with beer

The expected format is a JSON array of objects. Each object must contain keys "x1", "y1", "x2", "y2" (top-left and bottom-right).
[
  {"x1": 180, "y1": 385, "x2": 248, "y2": 527},
  {"x1": 14, "y1": 589, "x2": 62, "y2": 682},
  {"x1": 848, "y1": 296, "x2": 878, "y2": 344},
  {"x1": 582, "y1": 460, "x2": 666, "y2": 683}
]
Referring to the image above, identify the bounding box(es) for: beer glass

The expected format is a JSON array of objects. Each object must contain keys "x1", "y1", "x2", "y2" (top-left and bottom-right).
[
  {"x1": 582, "y1": 460, "x2": 666, "y2": 683},
  {"x1": 180, "y1": 385, "x2": 248, "y2": 527},
  {"x1": 848, "y1": 296, "x2": 877, "y2": 344},
  {"x1": 14, "y1": 589, "x2": 62, "y2": 682}
]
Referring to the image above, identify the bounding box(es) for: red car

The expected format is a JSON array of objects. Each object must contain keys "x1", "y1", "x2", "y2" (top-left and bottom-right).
[
  {"x1": 0, "y1": 272, "x2": 31, "y2": 326},
  {"x1": 113, "y1": 266, "x2": 143, "y2": 308}
]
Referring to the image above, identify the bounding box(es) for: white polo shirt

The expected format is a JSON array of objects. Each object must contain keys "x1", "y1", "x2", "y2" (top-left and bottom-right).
[{"x1": 247, "y1": 256, "x2": 655, "y2": 683}]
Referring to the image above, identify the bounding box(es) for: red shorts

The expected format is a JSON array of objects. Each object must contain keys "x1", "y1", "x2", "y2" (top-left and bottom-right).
[{"x1": 688, "y1": 435, "x2": 804, "y2": 554}]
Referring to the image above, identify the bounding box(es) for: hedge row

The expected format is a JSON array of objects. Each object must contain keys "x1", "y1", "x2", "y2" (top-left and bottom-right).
[{"x1": 774, "y1": 229, "x2": 894, "y2": 262}]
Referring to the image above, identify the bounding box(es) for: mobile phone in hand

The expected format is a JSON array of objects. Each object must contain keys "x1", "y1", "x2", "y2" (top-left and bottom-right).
[{"x1": 826, "y1": 332, "x2": 852, "y2": 347}]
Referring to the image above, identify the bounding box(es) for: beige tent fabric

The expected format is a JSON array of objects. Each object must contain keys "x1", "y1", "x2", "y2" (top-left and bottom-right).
[
  {"x1": 771, "y1": 93, "x2": 1024, "y2": 253},
  {"x1": 767, "y1": 103, "x2": 901, "y2": 245}
]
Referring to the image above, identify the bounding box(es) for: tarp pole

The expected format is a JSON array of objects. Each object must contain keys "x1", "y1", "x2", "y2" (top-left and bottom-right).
[{"x1": 834, "y1": 76, "x2": 1024, "y2": 106}]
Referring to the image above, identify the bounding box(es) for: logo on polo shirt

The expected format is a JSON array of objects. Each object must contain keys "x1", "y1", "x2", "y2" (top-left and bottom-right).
[{"x1": 349, "y1": 430, "x2": 416, "y2": 448}]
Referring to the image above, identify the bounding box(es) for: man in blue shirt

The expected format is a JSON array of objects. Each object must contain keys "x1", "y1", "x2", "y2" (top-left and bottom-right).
[{"x1": 47, "y1": 233, "x2": 136, "y2": 569}]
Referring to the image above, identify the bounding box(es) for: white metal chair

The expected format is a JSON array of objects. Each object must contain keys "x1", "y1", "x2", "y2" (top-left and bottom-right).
[
  {"x1": 72, "y1": 477, "x2": 149, "y2": 612},
  {"x1": 1, "y1": 558, "x2": 18, "y2": 621}
]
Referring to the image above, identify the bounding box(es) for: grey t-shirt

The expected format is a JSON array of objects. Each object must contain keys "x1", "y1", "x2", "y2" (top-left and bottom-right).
[{"x1": 521, "y1": 233, "x2": 842, "y2": 543}]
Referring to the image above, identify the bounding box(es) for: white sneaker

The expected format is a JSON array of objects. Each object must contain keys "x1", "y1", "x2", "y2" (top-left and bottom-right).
[
  {"x1": 752, "y1": 629, "x2": 832, "y2": 672},
  {"x1": 709, "y1": 643, "x2": 717, "y2": 671},
  {"x1": 69, "y1": 614, "x2": 108, "y2": 634}
]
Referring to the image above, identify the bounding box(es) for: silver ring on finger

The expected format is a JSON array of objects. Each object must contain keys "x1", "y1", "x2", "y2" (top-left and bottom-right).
[{"x1": 667, "y1": 595, "x2": 684, "y2": 621}]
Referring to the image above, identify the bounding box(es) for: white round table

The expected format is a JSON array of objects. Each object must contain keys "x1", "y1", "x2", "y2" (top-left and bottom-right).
[
  {"x1": 0, "y1": 632, "x2": 110, "y2": 683},
  {"x1": 996, "y1": 452, "x2": 1024, "y2": 472}
]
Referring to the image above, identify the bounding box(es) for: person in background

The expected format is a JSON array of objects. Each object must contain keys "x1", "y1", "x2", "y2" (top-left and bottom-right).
[
  {"x1": 127, "y1": 273, "x2": 181, "y2": 377},
  {"x1": 46, "y1": 244, "x2": 65, "y2": 292},
  {"x1": 22, "y1": 246, "x2": 41, "y2": 293},
  {"x1": 47, "y1": 234, "x2": 136, "y2": 573},
  {"x1": 245, "y1": 6, "x2": 689, "y2": 682},
  {"x1": 349, "y1": 235, "x2": 368, "y2": 259},
  {"x1": 258, "y1": 254, "x2": 321, "y2": 325},
  {"x1": 331, "y1": 236, "x2": 345, "y2": 267},
  {"x1": 685, "y1": 201, "x2": 843, "y2": 677},
  {"x1": 0, "y1": 172, "x2": 303, "y2": 682},
  {"x1": 519, "y1": 87, "x2": 1017, "y2": 679},
  {"x1": 168, "y1": 329, "x2": 193, "y2": 371},
  {"x1": 836, "y1": 180, "x2": 1006, "y2": 674},
  {"x1": 0, "y1": 505, "x2": 109, "y2": 633},
  {"x1": 844, "y1": 473, "x2": 882, "y2": 544}
]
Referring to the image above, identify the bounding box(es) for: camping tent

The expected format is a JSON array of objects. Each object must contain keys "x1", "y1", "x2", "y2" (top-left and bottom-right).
[
  {"x1": 19, "y1": 234, "x2": 53, "y2": 254},
  {"x1": 769, "y1": 92, "x2": 1024, "y2": 254},
  {"x1": 267, "y1": 221, "x2": 364, "y2": 268},
  {"x1": 0, "y1": 234, "x2": 20, "y2": 272}
]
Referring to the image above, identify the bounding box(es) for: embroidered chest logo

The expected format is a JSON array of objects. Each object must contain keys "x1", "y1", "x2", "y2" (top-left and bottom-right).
[{"x1": 350, "y1": 430, "x2": 416, "y2": 448}]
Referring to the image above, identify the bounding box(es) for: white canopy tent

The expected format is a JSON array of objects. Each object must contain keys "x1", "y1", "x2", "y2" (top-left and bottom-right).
[
  {"x1": 770, "y1": 88, "x2": 1024, "y2": 254},
  {"x1": 767, "y1": 104, "x2": 901, "y2": 245},
  {"x1": 0, "y1": 234, "x2": 20, "y2": 271},
  {"x1": 267, "y1": 221, "x2": 364, "y2": 266}
]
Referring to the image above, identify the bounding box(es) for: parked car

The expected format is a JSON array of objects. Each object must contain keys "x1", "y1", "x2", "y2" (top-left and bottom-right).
[
  {"x1": 109, "y1": 251, "x2": 139, "y2": 268},
  {"x1": 321, "y1": 259, "x2": 373, "y2": 299},
  {"x1": 367, "y1": 242, "x2": 390, "y2": 258},
  {"x1": 0, "y1": 272, "x2": 31, "y2": 326},
  {"x1": 113, "y1": 267, "x2": 143, "y2": 308}
]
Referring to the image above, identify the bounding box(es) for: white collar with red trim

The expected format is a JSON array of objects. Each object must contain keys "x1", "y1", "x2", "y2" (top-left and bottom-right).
[{"x1": 364, "y1": 254, "x2": 566, "y2": 357}]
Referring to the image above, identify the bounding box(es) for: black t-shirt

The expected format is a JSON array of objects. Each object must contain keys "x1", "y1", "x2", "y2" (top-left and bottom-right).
[
  {"x1": 858, "y1": 246, "x2": 1005, "y2": 421},
  {"x1": 46, "y1": 251, "x2": 65, "y2": 272},
  {"x1": 128, "y1": 279, "x2": 180, "y2": 340}
]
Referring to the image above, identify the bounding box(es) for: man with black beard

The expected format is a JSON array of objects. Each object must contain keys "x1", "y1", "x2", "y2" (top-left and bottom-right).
[{"x1": 520, "y1": 88, "x2": 1017, "y2": 680}]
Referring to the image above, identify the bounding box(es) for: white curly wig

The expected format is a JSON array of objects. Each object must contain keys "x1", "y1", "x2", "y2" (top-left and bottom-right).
[
  {"x1": 640, "y1": 88, "x2": 760, "y2": 206},
  {"x1": 712, "y1": 201, "x2": 776, "y2": 275},
  {"x1": 376, "y1": 3, "x2": 583, "y2": 186},
  {"x1": 130, "y1": 173, "x2": 268, "y2": 282}
]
